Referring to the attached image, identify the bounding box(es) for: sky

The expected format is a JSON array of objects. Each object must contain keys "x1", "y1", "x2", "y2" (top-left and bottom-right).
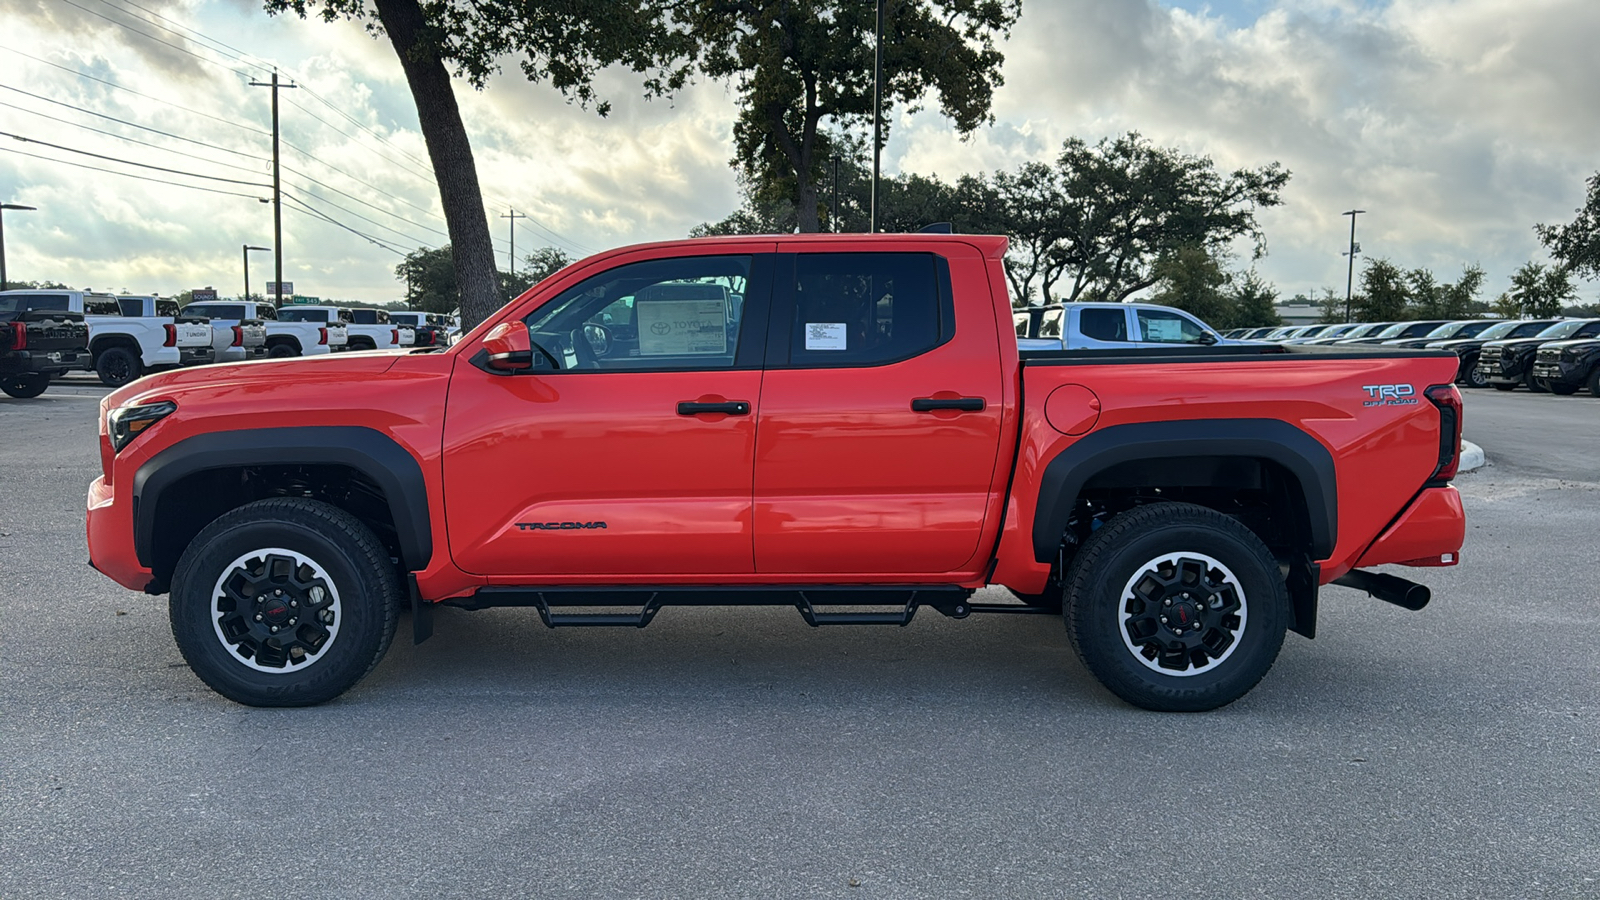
[{"x1": 1, "y1": 0, "x2": 1597, "y2": 306}]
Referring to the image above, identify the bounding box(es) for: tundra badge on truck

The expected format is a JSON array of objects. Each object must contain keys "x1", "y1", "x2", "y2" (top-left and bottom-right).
[{"x1": 1361, "y1": 384, "x2": 1417, "y2": 407}]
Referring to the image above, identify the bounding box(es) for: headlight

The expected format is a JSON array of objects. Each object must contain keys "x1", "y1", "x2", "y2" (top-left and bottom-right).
[{"x1": 106, "y1": 401, "x2": 176, "y2": 452}]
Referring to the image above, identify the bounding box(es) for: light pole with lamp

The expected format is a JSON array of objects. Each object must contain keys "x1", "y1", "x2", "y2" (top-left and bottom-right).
[
  {"x1": 1, "y1": 202, "x2": 37, "y2": 291},
  {"x1": 243, "y1": 245, "x2": 270, "y2": 303},
  {"x1": 1342, "y1": 209, "x2": 1365, "y2": 323}
]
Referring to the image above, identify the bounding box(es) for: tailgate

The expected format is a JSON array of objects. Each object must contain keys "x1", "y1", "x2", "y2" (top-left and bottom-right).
[
  {"x1": 19, "y1": 312, "x2": 89, "y2": 352},
  {"x1": 325, "y1": 324, "x2": 348, "y2": 346},
  {"x1": 238, "y1": 320, "x2": 268, "y2": 347},
  {"x1": 174, "y1": 319, "x2": 213, "y2": 347}
]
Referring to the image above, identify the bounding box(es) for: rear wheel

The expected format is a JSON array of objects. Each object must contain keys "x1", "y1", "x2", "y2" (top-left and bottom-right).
[
  {"x1": 0, "y1": 373, "x2": 50, "y2": 398},
  {"x1": 266, "y1": 342, "x2": 298, "y2": 358},
  {"x1": 1064, "y1": 502, "x2": 1287, "y2": 712},
  {"x1": 169, "y1": 498, "x2": 401, "y2": 707},
  {"x1": 95, "y1": 346, "x2": 142, "y2": 387}
]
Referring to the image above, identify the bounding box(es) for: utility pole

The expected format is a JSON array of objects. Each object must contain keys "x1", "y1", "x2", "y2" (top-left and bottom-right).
[
  {"x1": 870, "y1": 0, "x2": 884, "y2": 234},
  {"x1": 0, "y1": 202, "x2": 37, "y2": 291},
  {"x1": 831, "y1": 155, "x2": 840, "y2": 233},
  {"x1": 500, "y1": 208, "x2": 526, "y2": 278},
  {"x1": 250, "y1": 71, "x2": 296, "y2": 307},
  {"x1": 1342, "y1": 209, "x2": 1365, "y2": 323}
]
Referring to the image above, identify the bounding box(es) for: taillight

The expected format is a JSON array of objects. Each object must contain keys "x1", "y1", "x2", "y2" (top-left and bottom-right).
[
  {"x1": 163, "y1": 323, "x2": 177, "y2": 347},
  {"x1": 230, "y1": 325, "x2": 243, "y2": 347},
  {"x1": 391, "y1": 329, "x2": 399, "y2": 344},
  {"x1": 318, "y1": 327, "x2": 328, "y2": 345},
  {"x1": 1425, "y1": 384, "x2": 1462, "y2": 482},
  {"x1": 10, "y1": 323, "x2": 24, "y2": 350}
]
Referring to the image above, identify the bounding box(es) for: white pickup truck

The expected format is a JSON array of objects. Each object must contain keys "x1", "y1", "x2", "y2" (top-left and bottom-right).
[
  {"x1": 1013, "y1": 301, "x2": 1234, "y2": 350},
  {"x1": 177, "y1": 300, "x2": 269, "y2": 363},
  {"x1": 0, "y1": 289, "x2": 214, "y2": 386},
  {"x1": 182, "y1": 300, "x2": 348, "y2": 357},
  {"x1": 285, "y1": 305, "x2": 413, "y2": 351}
]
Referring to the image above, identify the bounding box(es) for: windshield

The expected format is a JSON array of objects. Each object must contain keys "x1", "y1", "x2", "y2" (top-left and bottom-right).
[
  {"x1": 1536, "y1": 320, "x2": 1597, "y2": 339},
  {"x1": 1474, "y1": 321, "x2": 1521, "y2": 339},
  {"x1": 1373, "y1": 322, "x2": 1411, "y2": 338},
  {"x1": 1424, "y1": 321, "x2": 1475, "y2": 339}
]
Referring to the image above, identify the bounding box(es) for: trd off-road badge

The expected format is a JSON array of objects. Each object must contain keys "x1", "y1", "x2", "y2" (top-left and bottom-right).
[
  {"x1": 1361, "y1": 384, "x2": 1418, "y2": 407},
  {"x1": 516, "y1": 521, "x2": 608, "y2": 531}
]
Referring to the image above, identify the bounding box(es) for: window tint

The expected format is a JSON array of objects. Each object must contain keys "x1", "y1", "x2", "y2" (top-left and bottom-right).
[
  {"x1": 1039, "y1": 308, "x2": 1064, "y2": 338},
  {"x1": 1080, "y1": 308, "x2": 1128, "y2": 342},
  {"x1": 351, "y1": 309, "x2": 387, "y2": 324},
  {"x1": 0, "y1": 294, "x2": 69, "y2": 313},
  {"x1": 786, "y1": 253, "x2": 941, "y2": 366},
  {"x1": 256, "y1": 304, "x2": 276, "y2": 320},
  {"x1": 1136, "y1": 308, "x2": 1209, "y2": 343},
  {"x1": 523, "y1": 255, "x2": 752, "y2": 371},
  {"x1": 278, "y1": 308, "x2": 330, "y2": 323},
  {"x1": 1014, "y1": 311, "x2": 1029, "y2": 338},
  {"x1": 156, "y1": 300, "x2": 180, "y2": 317},
  {"x1": 117, "y1": 298, "x2": 143, "y2": 316},
  {"x1": 86, "y1": 298, "x2": 122, "y2": 316}
]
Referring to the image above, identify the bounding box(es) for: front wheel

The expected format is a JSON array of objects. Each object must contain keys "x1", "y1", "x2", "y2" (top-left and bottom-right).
[
  {"x1": 1526, "y1": 373, "x2": 1549, "y2": 393},
  {"x1": 169, "y1": 498, "x2": 401, "y2": 706},
  {"x1": 1063, "y1": 502, "x2": 1287, "y2": 712},
  {"x1": 1492, "y1": 382, "x2": 1517, "y2": 391},
  {"x1": 1, "y1": 373, "x2": 51, "y2": 398},
  {"x1": 1551, "y1": 382, "x2": 1579, "y2": 396},
  {"x1": 1589, "y1": 367, "x2": 1600, "y2": 399},
  {"x1": 1461, "y1": 362, "x2": 1489, "y2": 389}
]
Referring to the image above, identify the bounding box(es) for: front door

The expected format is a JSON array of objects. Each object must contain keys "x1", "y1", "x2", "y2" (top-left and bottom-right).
[
  {"x1": 752, "y1": 246, "x2": 1006, "y2": 576},
  {"x1": 443, "y1": 248, "x2": 774, "y2": 577}
]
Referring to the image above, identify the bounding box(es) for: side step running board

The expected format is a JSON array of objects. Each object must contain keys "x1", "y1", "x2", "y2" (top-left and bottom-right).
[{"x1": 445, "y1": 585, "x2": 988, "y2": 629}]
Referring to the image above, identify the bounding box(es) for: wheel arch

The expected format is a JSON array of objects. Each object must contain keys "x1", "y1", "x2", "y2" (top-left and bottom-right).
[
  {"x1": 132, "y1": 427, "x2": 431, "y2": 589},
  {"x1": 90, "y1": 334, "x2": 141, "y2": 361}
]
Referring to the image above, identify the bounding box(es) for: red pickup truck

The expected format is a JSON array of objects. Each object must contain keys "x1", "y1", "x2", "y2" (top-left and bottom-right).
[{"x1": 86, "y1": 235, "x2": 1466, "y2": 711}]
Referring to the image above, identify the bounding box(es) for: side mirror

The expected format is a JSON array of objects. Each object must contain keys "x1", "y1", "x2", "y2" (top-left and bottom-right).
[
  {"x1": 1198, "y1": 331, "x2": 1219, "y2": 345},
  {"x1": 482, "y1": 321, "x2": 533, "y2": 371}
]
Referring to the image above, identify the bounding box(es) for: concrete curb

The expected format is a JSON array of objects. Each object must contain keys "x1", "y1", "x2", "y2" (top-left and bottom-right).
[{"x1": 1459, "y1": 439, "x2": 1485, "y2": 473}]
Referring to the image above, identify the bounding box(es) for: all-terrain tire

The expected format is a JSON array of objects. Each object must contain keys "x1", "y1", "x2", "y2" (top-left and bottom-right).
[
  {"x1": 95, "y1": 346, "x2": 143, "y2": 387},
  {"x1": 169, "y1": 497, "x2": 401, "y2": 706},
  {"x1": 1492, "y1": 383, "x2": 1516, "y2": 391},
  {"x1": 1063, "y1": 502, "x2": 1288, "y2": 712},
  {"x1": 1462, "y1": 361, "x2": 1489, "y2": 389},
  {"x1": 0, "y1": 373, "x2": 50, "y2": 398},
  {"x1": 266, "y1": 342, "x2": 298, "y2": 358},
  {"x1": 1589, "y1": 366, "x2": 1600, "y2": 399},
  {"x1": 1550, "y1": 382, "x2": 1579, "y2": 396}
]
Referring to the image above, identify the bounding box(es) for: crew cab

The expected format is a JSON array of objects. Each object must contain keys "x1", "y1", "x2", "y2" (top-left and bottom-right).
[
  {"x1": 1427, "y1": 318, "x2": 1559, "y2": 388},
  {"x1": 0, "y1": 290, "x2": 214, "y2": 387},
  {"x1": 0, "y1": 293, "x2": 88, "y2": 398},
  {"x1": 1478, "y1": 319, "x2": 1600, "y2": 392},
  {"x1": 248, "y1": 303, "x2": 349, "y2": 357},
  {"x1": 1531, "y1": 335, "x2": 1600, "y2": 397},
  {"x1": 1380, "y1": 319, "x2": 1505, "y2": 350},
  {"x1": 86, "y1": 235, "x2": 1466, "y2": 712},
  {"x1": 1013, "y1": 302, "x2": 1228, "y2": 349},
  {"x1": 291, "y1": 306, "x2": 413, "y2": 351},
  {"x1": 178, "y1": 301, "x2": 270, "y2": 363}
]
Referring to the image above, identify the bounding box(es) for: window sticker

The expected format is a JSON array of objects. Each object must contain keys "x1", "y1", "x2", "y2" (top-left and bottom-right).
[
  {"x1": 1143, "y1": 317, "x2": 1186, "y2": 341},
  {"x1": 805, "y1": 322, "x2": 847, "y2": 350},
  {"x1": 636, "y1": 298, "x2": 728, "y2": 355}
]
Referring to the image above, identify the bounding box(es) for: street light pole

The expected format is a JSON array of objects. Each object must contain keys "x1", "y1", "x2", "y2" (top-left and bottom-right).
[
  {"x1": 1343, "y1": 208, "x2": 1365, "y2": 323},
  {"x1": 1, "y1": 202, "x2": 37, "y2": 292},
  {"x1": 870, "y1": 0, "x2": 884, "y2": 234},
  {"x1": 243, "y1": 245, "x2": 270, "y2": 303},
  {"x1": 250, "y1": 71, "x2": 296, "y2": 308}
]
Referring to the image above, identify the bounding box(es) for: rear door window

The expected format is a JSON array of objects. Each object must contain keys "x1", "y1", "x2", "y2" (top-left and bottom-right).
[
  {"x1": 1135, "y1": 308, "x2": 1210, "y2": 344},
  {"x1": 1079, "y1": 307, "x2": 1128, "y2": 342},
  {"x1": 775, "y1": 252, "x2": 948, "y2": 367}
]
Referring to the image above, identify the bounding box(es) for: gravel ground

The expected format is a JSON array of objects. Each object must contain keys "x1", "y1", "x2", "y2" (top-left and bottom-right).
[{"x1": 1, "y1": 381, "x2": 1596, "y2": 899}]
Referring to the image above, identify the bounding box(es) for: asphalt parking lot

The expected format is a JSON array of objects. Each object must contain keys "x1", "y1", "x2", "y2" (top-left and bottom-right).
[{"x1": 2, "y1": 381, "x2": 1597, "y2": 899}]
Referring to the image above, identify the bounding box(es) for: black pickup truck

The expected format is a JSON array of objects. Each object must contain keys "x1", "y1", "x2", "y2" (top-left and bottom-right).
[{"x1": 1, "y1": 297, "x2": 90, "y2": 398}]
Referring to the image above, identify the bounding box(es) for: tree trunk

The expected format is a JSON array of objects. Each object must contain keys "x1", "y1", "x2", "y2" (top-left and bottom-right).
[
  {"x1": 795, "y1": 174, "x2": 820, "y2": 233},
  {"x1": 373, "y1": 0, "x2": 500, "y2": 330}
]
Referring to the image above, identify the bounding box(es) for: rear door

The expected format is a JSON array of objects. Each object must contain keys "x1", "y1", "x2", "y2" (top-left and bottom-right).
[
  {"x1": 443, "y1": 246, "x2": 775, "y2": 577},
  {"x1": 752, "y1": 243, "x2": 1005, "y2": 576}
]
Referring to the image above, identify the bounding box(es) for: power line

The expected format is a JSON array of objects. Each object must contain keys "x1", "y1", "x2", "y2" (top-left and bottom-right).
[
  {"x1": 97, "y1": 0, "x2": 274, "y2": 73},
  {"x1": 282, "y1": 192, "x2": 405, "y2": 256},
  {"x1": 0, "y1": 144, "x2": 265, "y2": 198},
  {"x1": 0, "y1": 48, "x2": 269, "y2": 137},
  {"x1": 282, "y1": 183, "x2": 437, "y2": 248},
  {"x1": 282, "y1": 98, "x2": 439, "y2": 187},
  {"x1": 56, "y1": 0, "x2": 254, "y2": 79},
  {"x1": 0, "y1": 98, "x2": 268, "y2": 174},
  {"x1": 282, "y1": 165, "x2": 447, "y2": 239},
  {"x1": 0, "y1": 129, "x2": 271, "y2": 187}
]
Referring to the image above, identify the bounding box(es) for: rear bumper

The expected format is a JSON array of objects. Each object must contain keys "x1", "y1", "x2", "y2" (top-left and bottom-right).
[
  {"x1": 3, "y1": 348, "x2": 86, "y2": 375},
  {"x1": 1354, "y1": 486, "x2": 1465, "y2": 569},
  {"x1": 178, "y1": 346, "x2": 215, "y2": 367},
  {"x1": 87, "y1": 475, "x2": 153, "y2": 592},
  {"x1": 217, "y1": 345, "x2": 270, "y2": 363}
]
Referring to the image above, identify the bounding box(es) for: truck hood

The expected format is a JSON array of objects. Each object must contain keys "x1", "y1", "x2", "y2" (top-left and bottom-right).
[
  {"x1": 1481, "y1": 337, "x2": 1551, "y2": 351},
  {"x1": 1538, "y1": 337, "x2": 1600, "y2": 353},
  {"x1": 106, "y1": 349, "x2": 407, "y2": 410}
]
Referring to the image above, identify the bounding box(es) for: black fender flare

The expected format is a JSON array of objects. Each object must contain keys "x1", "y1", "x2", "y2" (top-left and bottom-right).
[
  {"x1": 1031, "y1": 418, "x2": 1337, "y2": 564},
  {"x1": 132, "y1": 426, "x2": 432, "y2": 570}
]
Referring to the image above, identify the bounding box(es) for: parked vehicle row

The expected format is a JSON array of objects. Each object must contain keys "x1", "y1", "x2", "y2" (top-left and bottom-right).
[
  {"x1": 0, "y1": 288, "x2": 450, "y2": 397},
  {"x1": 1225, "y1": 316, "x2": 1600, "y2": 397},
  {"x1": 1013, "y1": 302, "x2": 1233, "y2": 349}
]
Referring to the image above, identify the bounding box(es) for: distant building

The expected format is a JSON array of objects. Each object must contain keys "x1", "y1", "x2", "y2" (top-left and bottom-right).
[{"x1": 1274, "y1": 302, "x2": 1323, "y2": 325}]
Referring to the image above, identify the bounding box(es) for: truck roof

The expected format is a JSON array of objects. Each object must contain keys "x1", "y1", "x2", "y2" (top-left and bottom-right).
[{"x1": 645, "y1": 232, "x2": 1012, "y2": 260}]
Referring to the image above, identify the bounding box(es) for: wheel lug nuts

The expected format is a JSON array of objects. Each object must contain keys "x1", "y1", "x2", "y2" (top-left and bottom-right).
[
  {"x1": 1163, "y1": 599, "x2": 1172, "y2": 607},
  {"x1": 288, "y1": 617, "x2": 296, "y2": 625},
  {"x1": 269, "y1": 625, "x2": 279, "y2": 633},
  {"x1": 290, "y1": 600, "x2": 298, "y2": 608},
  {"x1": 254, "y1": 614, "x2": 263, "y2": 621},
  {"x1": 275, "y1": 590, "x2": 283, "y2": 596},
  {"x1": 1160, "y1": 616, "x2": 1168, "y2": 624}
]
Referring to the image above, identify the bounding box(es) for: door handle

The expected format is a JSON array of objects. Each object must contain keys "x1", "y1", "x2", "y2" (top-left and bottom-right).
[
  {"x1": 677, "y1": 400, "x2": 750, "y2": 416},
  {"x1": 911, "y1": 397, "x2": 985, "y2": 413}
]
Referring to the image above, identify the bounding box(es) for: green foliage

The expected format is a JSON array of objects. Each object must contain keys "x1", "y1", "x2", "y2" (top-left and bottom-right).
[
  {"x1": 1505, "y1": 261, "x2": 1577, "y2": 317},
  {"x1": 5, "y1": 279, "x2": 73, "y2": 290},
  {"x1": 1149, "y1": 245, "x2": 1230, "y2": 327},
  {"x1": 395, "y1": 245, "x2": 460, "y2": 313},
  {"x1": 1407, "y1": 263, "x2": 1484, "y2": 319},
  {"x1": 1353, "y1": 258, "x2": 1409, "y2": 322},
  {"x1": 1535, "y1": 172, "x2": 1600, "y2": 280},
  {"x1": 694, "y1": 0, "x2": 1019, "y2": 233},
  {"x1": 1229, "y1": 271, "x2": 1283, "y2": 329},
  {"x1": 499, "y1": 246, "x2": 573, "y2": 302},
  {"x1": 1309, "y1": 289, "x2": 1346, "y2": 324}
]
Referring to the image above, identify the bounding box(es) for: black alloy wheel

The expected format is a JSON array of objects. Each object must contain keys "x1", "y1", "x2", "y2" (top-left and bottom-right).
[
  {"x1": 1063, "y1": 502, "x2": 1287, "y2": 712},
  {"x1": 266, "y1": 343, "x2": 298, "y2": 358},
  {"x1": 169, "y1": 497, "x2": 400, "y2": 706},
  {"x1": 1525, "y1": 371, "x2": 1549, "y2": 393},
  {"x1": 1588, "y1": 367, "x2": 1600, "y2": 399},
  {"x1": 95, "y1": 346, "x2": 142, "y2": 387},
  {"x1": 1550, "y1": 382, "x2": 1579, "y2": 396},
  {"x1": 0, "y1": 373, "x2": 50, "y2": 398}
]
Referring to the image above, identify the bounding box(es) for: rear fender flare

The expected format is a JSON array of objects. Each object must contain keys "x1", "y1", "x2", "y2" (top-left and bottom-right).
[
  {"x1": 132, "y1": 426, "x2": 431, "y2": 570},
  {"x1": 1031, "y1": 418, "x2": 1337, "y2": 563}
]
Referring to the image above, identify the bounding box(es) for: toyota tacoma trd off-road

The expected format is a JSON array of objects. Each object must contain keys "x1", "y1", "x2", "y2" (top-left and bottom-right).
[{"x1": 86, "y1": 235, "x2": 1467, "y2": 711}]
